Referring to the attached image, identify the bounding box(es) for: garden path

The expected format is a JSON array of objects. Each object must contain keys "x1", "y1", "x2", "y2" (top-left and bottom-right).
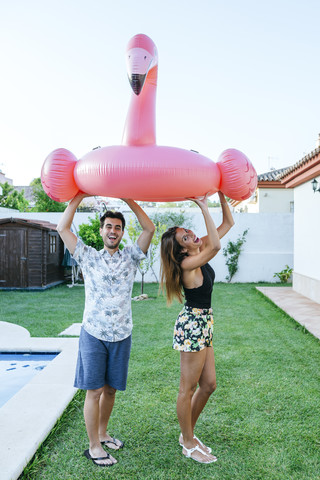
[{"x1": 257, "y1": 286, "x2": 320, "y2": 340}]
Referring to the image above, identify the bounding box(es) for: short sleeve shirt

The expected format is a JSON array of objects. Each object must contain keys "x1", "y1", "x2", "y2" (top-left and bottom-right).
[{"x1": 72, "y1": 238, "x2": 146, "y2": 342}]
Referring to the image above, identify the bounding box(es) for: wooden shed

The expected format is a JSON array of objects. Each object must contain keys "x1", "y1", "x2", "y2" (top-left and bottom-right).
[{"x1": 0, "y1": 217, "x2": 65, "y2": 290}]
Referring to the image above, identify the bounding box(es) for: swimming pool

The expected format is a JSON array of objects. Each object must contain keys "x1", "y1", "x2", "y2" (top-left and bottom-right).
[{"x1": 0, "y1": 352, "x2": 59, "y2": 408}]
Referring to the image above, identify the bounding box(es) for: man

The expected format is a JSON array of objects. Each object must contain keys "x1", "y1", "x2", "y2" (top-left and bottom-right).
[{"x1": 57, "y1": 193, "x2": 155, "y2": 467}]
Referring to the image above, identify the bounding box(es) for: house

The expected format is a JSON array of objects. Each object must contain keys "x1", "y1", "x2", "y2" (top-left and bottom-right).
[
  {"x1": 0, "y1": 217, "x2": 65, "y2": 290},
  {"x1": 230, "y1": 167, "x2": 294, "y2": 213},
  {"x1": 277, "y1": 138, "x2": 320, "y2": 304},
  {"x1": 230, "y1": 134, "x2": 320, "y2": 301},
  {"x1": 0, "y1": 170, "x2": 13, "y2": 186}
]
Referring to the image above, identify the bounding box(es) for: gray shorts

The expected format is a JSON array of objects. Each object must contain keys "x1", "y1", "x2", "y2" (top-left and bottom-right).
[{"x1": 74, "y1": 327, "x2": 132, "y2": 391}]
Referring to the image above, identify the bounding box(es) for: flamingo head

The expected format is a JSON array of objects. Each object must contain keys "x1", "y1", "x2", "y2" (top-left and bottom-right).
[{"x1": 126, "y1": 34, "x2": 158, "y2": 95}]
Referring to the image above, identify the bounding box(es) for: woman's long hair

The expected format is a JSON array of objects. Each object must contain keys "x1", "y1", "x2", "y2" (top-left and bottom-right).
[{"x1": 160, "y1": 227, "x2": 188, "y2": 305}]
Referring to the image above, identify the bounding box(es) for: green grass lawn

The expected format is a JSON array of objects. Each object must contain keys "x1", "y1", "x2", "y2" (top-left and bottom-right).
[{"x1": 1, "y1": 283, "x2": 320, "y2": 480}]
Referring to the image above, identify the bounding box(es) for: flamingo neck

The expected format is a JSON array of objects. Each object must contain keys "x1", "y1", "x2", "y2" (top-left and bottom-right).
[{"x1": 122, "y1": 65, "x2": 158, "y2": 146}]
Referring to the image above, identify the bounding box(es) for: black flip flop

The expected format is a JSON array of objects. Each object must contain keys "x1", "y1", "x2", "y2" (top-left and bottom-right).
[
  {"x1": 83, "y1": 449, "x2": 114, "y2": 467},
  {"x1": 101, "y1": 437, "x2": 124, "y2": 449}
]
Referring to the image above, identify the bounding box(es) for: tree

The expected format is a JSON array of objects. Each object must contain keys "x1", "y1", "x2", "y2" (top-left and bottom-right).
[
  {"x1": 127, "y1": 210, "x2": 194, "y2": 293},
  {"x1": 150, "y1": 210, "x2": 194, "y2": 230},
  {"x1": 30, "y1": 177, "x2": 67, "y2": 212},
  {"x1": 0, "y1": 182, "x2": 29, "y2": 211},
  {"x1": 127, "y1": 216, "x2": 166, "y2": 293},
  {"x1": 208, "y1": 199, "x2": 220, "y2": 208},
  {"x1": 78, "y1": 214, "x2": 104, "y2": 250}
]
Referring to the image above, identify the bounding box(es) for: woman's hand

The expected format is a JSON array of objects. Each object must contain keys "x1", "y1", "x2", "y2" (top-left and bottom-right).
[
  {"x1": 216, "y1": 191, "x2": 235, "y2": 239},
  {"x1": 187, "y1": 195, "x2": 209, "y2": 209},
  {"x1": 217, "y1": 191, "x2": 228, "y2": 206}
]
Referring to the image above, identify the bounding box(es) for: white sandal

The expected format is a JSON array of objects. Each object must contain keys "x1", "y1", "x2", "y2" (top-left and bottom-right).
[
  {"x1": 194, "y1": 435, "x2": 213, "y2": 454},
  {"x1": 182, "y1": 444, "x2": 217, "y2": 464},
  {"x1": 179, "y1": 434, "x2": 212, "y2": 454}
]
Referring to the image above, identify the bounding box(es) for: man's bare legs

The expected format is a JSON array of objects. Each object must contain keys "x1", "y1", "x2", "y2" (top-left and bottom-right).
[
  {"x1": 98, "y1": 385, "x2": 124, "y2": 449},
  {"x1": 177, "y1": 347, "x2": 217, "y2": 463},
  {"x1": 84, "y1": 385, "x2": 118, "y2": 466}
]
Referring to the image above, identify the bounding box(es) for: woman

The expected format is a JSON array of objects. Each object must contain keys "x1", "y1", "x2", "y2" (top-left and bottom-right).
[{"x1": 160, "y1": 192, "x2": 234, "y2": 464}]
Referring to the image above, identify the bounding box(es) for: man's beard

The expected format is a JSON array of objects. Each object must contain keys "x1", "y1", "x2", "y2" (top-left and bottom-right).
[{"x1": 104, "y1": 237, "x2": 121, "y2": 250}]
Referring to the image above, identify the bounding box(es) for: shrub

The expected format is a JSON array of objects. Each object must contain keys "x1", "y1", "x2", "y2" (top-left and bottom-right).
[
  {"x1": 274, "y1": 265, "x2": 293, "y2": 283},
  {"x1": 223, "y1": 229, "x2": 248, "y2": 282}
]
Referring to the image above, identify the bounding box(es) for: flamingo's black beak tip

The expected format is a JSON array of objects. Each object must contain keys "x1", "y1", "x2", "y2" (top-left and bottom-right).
[{"x1": 129, "y1": 73, "x2": 146, "y2": 95}]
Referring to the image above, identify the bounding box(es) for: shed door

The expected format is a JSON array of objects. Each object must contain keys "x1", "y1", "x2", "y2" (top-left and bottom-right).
[{"x1": 0, "y1": 229, "x2": 28, "y2": 287}]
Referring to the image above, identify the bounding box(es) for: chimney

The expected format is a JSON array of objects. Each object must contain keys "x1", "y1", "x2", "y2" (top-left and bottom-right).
[{"x1": 316, "y1": 133, "x2": 320, "y2": 148}]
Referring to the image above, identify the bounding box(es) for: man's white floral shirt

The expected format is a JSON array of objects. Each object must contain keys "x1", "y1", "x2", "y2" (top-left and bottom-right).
[{"x1": 72, "y1": 238, "x2": 146, "y2": 342}]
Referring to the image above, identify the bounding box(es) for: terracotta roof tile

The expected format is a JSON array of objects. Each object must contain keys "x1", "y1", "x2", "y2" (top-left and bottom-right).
[
  {"x1": 277, "y1": 146, "x2": 320, "y2": 180},
  {"x1": 258, "y1": 167, "x2": 290, "y2": 182}
]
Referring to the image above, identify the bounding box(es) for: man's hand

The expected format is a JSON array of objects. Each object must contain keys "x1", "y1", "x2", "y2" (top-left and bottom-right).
[
  {"x1": 56, "y1": 193, "x2": 91, "y2": 254},
  {"x1": 120, "y1": 199, "x2": 155, "y2": 254}
]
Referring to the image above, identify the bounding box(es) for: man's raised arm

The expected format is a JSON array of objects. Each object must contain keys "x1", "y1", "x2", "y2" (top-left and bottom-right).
[
  {"x1": 56, "y1": 193, "x2": 88, "y2": 255},
  {"x1": 122, "y1": 199, "x2": 155, "y2": 254}
]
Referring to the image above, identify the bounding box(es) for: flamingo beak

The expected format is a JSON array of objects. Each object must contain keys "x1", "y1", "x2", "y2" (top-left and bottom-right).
[
  {"x1": 128, "y1": 73, "x2": 146, "y2": 95},
  {"x1": 126, "y1": 46, "x2": 154, "y2": 96}
]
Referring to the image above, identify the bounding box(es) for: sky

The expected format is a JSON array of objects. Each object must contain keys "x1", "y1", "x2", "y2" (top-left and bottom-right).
[{"x1": 1, "y1": 0, "x2": 320, "y2": 187}]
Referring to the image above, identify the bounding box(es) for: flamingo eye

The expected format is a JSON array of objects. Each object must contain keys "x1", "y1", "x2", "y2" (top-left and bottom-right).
[{"x1": 144, "y1": 56, "x2": 147, "y2": 60}]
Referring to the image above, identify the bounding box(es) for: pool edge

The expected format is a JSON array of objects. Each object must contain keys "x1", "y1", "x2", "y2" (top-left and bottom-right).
[{"x1": 0, "y1": 337, "x2": 78, "y2": 480}]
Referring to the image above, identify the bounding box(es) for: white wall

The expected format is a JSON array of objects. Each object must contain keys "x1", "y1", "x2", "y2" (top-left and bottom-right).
[
  {"x1": 293, "y1": 178, "x2": 320, "y2": 302},
  {"x1": 0, "y1": 209, "x2": 293, "y2": 283},
  {"x1": 233, "y1": 188, "x2": 293, "y2": 214},
  {"x1": 217, "y1": 212, "x2": 293, "y2": 282},
  {"x1": 258, "y1": 188, "x2": 294, "y2": 213},
  {"x1": 146, "y1": 211, "x2": 293, "y2": 283},
  {"x1": 0, "y1": 207, "x2": 19, "y2": 214}
]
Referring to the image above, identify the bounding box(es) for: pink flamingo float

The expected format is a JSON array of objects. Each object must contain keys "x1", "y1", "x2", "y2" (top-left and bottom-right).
[{"x1": 41, "y1": 34, "x2": 257, "y2": 202}]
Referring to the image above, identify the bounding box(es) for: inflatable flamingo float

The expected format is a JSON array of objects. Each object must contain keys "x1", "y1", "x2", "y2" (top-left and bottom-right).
[{"x1": 41, "y1": 34, "x2": 257, "y2": 202}]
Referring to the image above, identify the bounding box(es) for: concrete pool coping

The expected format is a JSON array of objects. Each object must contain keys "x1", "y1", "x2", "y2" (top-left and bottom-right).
[{"x1": 0, "y1": 322, "x2": 78, "y2": 480}]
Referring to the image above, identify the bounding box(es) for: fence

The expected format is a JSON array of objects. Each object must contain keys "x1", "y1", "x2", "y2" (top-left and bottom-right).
[{"x1": 0, "y1": 208, "x2": 293, "y2": 283}]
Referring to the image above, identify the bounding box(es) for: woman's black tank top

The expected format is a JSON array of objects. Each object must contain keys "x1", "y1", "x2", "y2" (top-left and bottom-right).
[{"x1": 183, "y1": 263, "x2": 215, "y2": 309}]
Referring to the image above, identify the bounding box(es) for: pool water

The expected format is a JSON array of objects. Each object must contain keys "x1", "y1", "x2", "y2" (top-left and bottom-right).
[{"x1": 0, "y1": 352, "x2": 58, "y2": 408}]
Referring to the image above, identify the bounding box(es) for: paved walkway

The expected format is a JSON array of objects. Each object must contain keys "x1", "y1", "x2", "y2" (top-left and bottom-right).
[
  {"x1": 0, "y1": 321, "x2": 31, "y2": 341},
  {"x1": 257, "y1": 286, "x2": 320, "y2": 340},
  {"x1": 59, "y1": 323, "x2": 82, "y2": 336}
]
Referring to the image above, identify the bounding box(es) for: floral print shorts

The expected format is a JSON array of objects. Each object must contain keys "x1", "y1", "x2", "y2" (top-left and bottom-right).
[{"x1": 173, "y1": 305, "x2": 214, "y2": 352}]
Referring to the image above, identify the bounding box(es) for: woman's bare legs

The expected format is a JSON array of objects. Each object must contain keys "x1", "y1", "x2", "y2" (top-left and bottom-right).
[
  {"x1": 177, "y1": 347, "x2": 216, "y2": 463},
  {"x1": 191, "y1": 346, "x2": 216, "y2": 429}
]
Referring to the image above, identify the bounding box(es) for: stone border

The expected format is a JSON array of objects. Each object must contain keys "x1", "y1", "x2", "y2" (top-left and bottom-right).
[{"x1": 0, "y1": 329, "x2": 78, "y2": 480}]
